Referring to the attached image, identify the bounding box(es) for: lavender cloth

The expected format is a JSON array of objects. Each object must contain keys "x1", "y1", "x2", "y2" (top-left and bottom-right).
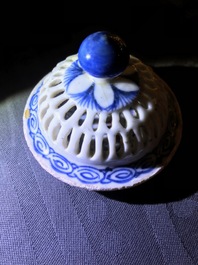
[{"x1": 0, "y1": 65, "x2": 198, "y2": 264}]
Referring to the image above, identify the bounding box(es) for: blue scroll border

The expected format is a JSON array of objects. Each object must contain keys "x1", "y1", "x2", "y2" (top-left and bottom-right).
[{"x1": 26, "y1": 81, "x2": 179, "y2": 185}]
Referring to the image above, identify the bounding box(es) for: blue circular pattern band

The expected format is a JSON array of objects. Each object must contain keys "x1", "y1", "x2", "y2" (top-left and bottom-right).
[{"x1": 27, "y1": 82, "x2": 177, "y2": 185}]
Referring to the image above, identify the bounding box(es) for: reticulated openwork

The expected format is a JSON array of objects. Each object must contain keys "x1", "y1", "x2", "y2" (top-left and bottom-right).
[
  {"x1": 23, "y1": 31, "x2": 182, "y2": 190},
  {"x1": 37, "y1": 54, "x2": 169, "y2": 167}
]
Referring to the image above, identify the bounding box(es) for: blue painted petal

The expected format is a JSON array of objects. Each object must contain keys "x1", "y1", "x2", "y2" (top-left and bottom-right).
[
  {"x1": 70, "y1": 83, "x2": 101, "y2": 110},
  {"x1": 112, "y1": 77, "x2": 139, "y2": 92},
  {"x1": 67, "y1": 74, "x2": 93, "y2": 94},
  {"x1": 94, "y1": 83, "x2": 114, "y2": 109},
  {"x1": 64, "y1": 60, "x2": 84, "y2": 90},
  {"x1": 112, "y1": 85, "x2": 139, "y2": 110}
]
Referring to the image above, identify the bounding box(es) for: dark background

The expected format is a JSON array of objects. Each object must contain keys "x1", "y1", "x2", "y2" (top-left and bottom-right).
[
  {"x1": 1, "y1": 1, "x2": 198, "y2": 88},
  {"x1": 0, "y1": 0, "x2": 197, "y2": 191},
  {"x1": 1, "y1": 0, "x2": 198, "y2": 99}
]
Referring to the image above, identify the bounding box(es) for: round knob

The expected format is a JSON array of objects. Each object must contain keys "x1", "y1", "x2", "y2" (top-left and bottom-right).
[{"x1": 78, "y1": 31, "x2": 130, "y2": 78}]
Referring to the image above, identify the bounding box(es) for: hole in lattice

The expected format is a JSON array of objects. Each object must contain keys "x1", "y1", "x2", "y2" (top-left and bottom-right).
[
  {"x1": 115, "y1": 133, "x2": 124, "y2": 158},
  {"x1": 129, "y1": 107, "x2": 139, "y2": 119},
  {"x1": 50, "y1": 90, "x2": 64, "y2": 98},
  {"x1": 127, "y1": 129, "x2": 138, "y2": 154},
  {"x1": 53, "y1": 72, "x2": 62, "y2": 77},
  {"x1": 49, "y1": 79, "x2": 62, "y2": 87},
  {"x1": 89, "y1": 136, "x2": 96, "y2": 157},
  {"x1": 57, "y1": 99, "x2": 69, "y2": 109},
  {"x1": 139, "y1": 126, "x2": 148, "y2": 146},
  {"x1": 40, "y1": 104, "x2": 49, "y2": 119},
  {"x1": 40, "y1": 86, "x2": 47, "y2": 93},
  {"x1": 39, "y1": 95, "x2": 47, "y2": 105},
  {"x1": 92, "y1": 114, "x2": 99, "y2": 131},
  {"x1": 119, "y1": 112, "x2": 127, "y2": 128},
  {"x1": 44, "y1": 115, "x2": 54, "y2": 131},
  {"x1": 63, "y1": 129, "x2": 73, "y2": 148},
  {"x1": 52, "y1": 123, "x2": 61, "y2": 141},
  {"x1": 64, "y1": 106, "x2": 77, "y2": 120},
  {"x1": 102, "y1": 134, "x2": 109, "y2": 160},
  {"x1": 78, "y1": 133, "x2": 85, "y2": 154},
  {"x1": 106, "y1": 114, "x2": 112, "y2": 129},
  {"x1": 78, "y1": 111, "x2": 87, "y2": 126}
]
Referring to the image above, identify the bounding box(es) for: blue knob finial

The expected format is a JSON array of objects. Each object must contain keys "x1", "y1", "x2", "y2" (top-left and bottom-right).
[{"x1": 78, "y1": 31, "x2": 130, "y2": 78}]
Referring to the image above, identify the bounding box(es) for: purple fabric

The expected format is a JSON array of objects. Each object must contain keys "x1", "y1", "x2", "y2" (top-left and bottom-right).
[{"x1": 0, "y1": 66, "x2": 198, "y2": 264}]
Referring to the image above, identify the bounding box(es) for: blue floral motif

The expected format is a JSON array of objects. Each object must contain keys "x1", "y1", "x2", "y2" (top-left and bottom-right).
[
  {"x1": 48, "y1": 153, "x2": 73, "y2": 174},
  {"x1": 104, "y1": 168, "x2": 137, "y2": 184},
  {"x1": 33, "y1": 133, "x2": 50, "y2": 155},
  {"x1": 64, "y1": 60, "x2": 83, "y2": 85},
  {"x1": 73, "y1": 166, "x2": 104, "y2": 184},
  {"x1": 63, "y1": 60, "x2": 139, "y2": 111},
  {"x1": 26, "y1": 82, "x2": 176, "y2": 186},
  {"x1": 28, "y1": 112, "x2": 39, "y2": 134}
]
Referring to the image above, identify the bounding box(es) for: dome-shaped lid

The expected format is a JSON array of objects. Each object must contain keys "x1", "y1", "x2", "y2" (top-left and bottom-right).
[{"x1": 23, "y1": 31, "x2": 182, "y2": 190}]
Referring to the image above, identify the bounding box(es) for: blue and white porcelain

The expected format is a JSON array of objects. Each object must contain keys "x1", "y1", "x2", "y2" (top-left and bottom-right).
[{"x1": 23, "y1": 31, "x2": 182, "y2": 190}]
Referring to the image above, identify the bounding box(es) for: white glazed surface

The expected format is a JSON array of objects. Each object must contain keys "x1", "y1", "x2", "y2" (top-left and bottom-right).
[
  {"x1": 37, "y1": 54, "x2": 169, "y2": 167},
  {"x1": 23, "y1": 55, "x2": 182, "y2": 190}
]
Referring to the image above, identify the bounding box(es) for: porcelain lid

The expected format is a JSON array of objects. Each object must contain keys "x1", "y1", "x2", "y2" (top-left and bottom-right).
[{"x1": 23, "y1": 31, "x2": 182, "y2": 190}]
